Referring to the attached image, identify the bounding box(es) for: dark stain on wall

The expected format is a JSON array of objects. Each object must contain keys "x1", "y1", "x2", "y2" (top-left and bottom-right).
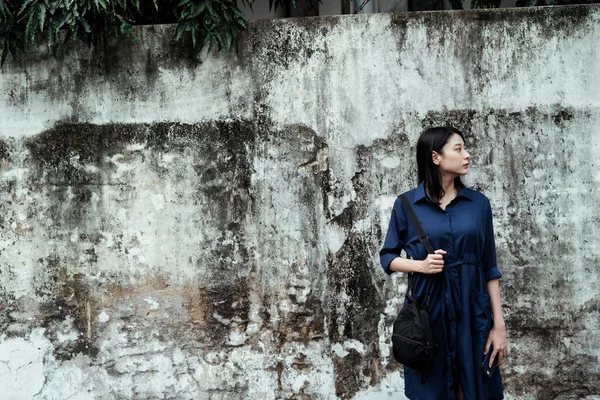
[
  {"x1": 553, "y1": 109, "x2": 574, "y2": 127},
  {"x1": 243, "y1": 16, "x2": 341, "y2": 70},
  {"x1": 0, "y1": 4, "x2": 598, "y2": 397},
  {"x1": 0, "y1": 139, "x2": 10, "y2": 162},
  {"x1": 389, "y1": 5, "x2": 593, "y2": 98},
  {"x1": 38, "y1": 254, "x2": 99, "y2": 361},
  {"x1": 326, "y1": 133, "x2": 409, "y2": 397},
  {"x1": 196, "y1": 279, "x2": 251, "y2": 346},
  {"x1": 421, "y1": 109, "x2": 479, "y2": 134},
  {"x1": 24, "y1": 119, "x2": 259, "y2": 360},
  {"x1": 4, "y1": 25, "x2": 207, "y2": 113},
  {"x1": 328, "y1": 233, "x2": 385, "y2": 399},
  {"x1": 389, "y1": 5, "x2": 592, "y2": 41},
  {"x1": 5, "y1": 105, "x2": 598, "y2": 396},
  {"x1": 25, "y1": 119, "x2": 256, "y2": 228},
  {"x1": 510, "y1": 352, "x2": 600, "y2": 399},
  {"x1": 323, "y1": 125, "x2": 423, "y2": 397},
  {"x1": 0, "y1": 292, "x2": 16, "y2": 337},
  {"x1": 503, "y1": 284, "x2": 600, "y2": 398},
  {"x1": 275, "y1": 291, "x2": 327, "y2": 346}
]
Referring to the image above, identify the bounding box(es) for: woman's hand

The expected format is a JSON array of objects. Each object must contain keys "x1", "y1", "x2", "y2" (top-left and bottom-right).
[
  {"x1": 418, "y1": 249, "x2": 447, "y2": 274},
  {"x1": 484, "y1": 323, "x2": 508, "y2": 367}
]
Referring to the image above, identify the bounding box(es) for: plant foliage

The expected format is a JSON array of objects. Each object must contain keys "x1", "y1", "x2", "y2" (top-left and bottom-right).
[
  {"x1": 0, "y1": 0, "x2": 597, "y2": 67},
  {"x1": 0, "y1": 0, "x2": 295, "y2": 67}
]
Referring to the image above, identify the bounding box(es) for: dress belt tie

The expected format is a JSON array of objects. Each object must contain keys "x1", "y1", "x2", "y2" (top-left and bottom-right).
[{"x1": 442, "y1": 259, "x2": 464, "y2": 322}]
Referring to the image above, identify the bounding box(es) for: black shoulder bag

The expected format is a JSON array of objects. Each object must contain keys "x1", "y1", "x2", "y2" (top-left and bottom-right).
[{"x1": 391, "y1": 194, "x2": 437, "y2": 382}]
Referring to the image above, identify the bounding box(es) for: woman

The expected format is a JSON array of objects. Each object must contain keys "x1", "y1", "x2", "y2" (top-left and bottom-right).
[{"x1": 380, "y1": 126, "x2": 507, "y2": 400}]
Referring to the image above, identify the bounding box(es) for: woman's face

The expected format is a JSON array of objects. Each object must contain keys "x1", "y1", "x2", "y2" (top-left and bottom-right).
[{"x1": 433, "y1": 133, "x2": 471, "y2": 176}]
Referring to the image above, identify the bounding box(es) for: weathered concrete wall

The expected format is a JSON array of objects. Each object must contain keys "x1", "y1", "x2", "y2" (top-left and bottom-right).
[{"x1": 0, "y1": 4, "x2": 599, "y2": 399}]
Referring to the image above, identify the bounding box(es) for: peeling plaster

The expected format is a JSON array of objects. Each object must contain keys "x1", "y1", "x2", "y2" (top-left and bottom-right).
[{"x1": 0, "y1": 4, "x2": 599, "y2": 399}]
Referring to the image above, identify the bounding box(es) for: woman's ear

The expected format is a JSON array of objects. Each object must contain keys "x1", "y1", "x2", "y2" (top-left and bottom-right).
[{"x1": 432, "y1": 151, "x2": 441, "y2": 166}]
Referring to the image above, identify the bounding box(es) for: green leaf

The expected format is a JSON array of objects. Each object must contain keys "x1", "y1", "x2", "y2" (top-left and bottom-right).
[
  {"x1": 224, "y1": 30, "x2": 232, "y2": 52},
  {"x1": 38, "y1": 3, "x2": 45, "y2": 32},
  {"x1": 81, "y1": 19, "x2": 91, "y2": 33},
  {"x1": 1, "y1": 49, "x2": 7, "y2": 68},
  {"x1": 25, "y1": 10, "x2": 39, "y2": 43},
  {"x1": 214, "y1": 31, "x2": 224, "y2": 50},
  {"x1": 47, "y1": 1, "x2": 56, "y2": 14},
  {"x1": 0, "y1": 0, "x2": 13, "y2": 20},
  {"x1": 191, "y1": 24, "x2": 196, "y2": 47},
  {"x1": 175, "y1": 21, "x2": 187, "y2": 40},
  {"x1": 230, "y1": 5, "x2": 246, "y2": 19},
  {"x1": 207, "y1": 34, "x2": 214, "y2": 54},
  {"x1": 130, "y1": 29, "x2": 141, "y2": 43},
  {"x1": 205, "y1": 1, "x2": 218, "y2": 18},
  {"x1": 48, "y1": 22, "x2": 54, "y2": 45},
  {"x1": 190, "y1": 2, "x2": 206, "y2": 18},
  {"x1": 18, "y1": 0, "x2": 37, "y2": 17}
]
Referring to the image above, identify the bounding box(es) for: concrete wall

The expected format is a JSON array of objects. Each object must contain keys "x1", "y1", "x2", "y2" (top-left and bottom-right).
[{"x1": 0, "y1": 4, "x2": 599, "y2": 399}]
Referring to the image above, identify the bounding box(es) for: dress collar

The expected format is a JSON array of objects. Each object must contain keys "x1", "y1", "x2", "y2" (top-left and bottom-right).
[{"x1": 413, "y1": 181, "x2": 473, "y2": 204}]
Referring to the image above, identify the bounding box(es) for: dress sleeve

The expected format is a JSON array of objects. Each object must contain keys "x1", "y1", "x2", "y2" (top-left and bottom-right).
[
  {"x1": 379, "y1": 197, "x2": 408, "y2": 275},
  {"x1": 482, "y1": 199, "x2": 502, "y2": 281}
]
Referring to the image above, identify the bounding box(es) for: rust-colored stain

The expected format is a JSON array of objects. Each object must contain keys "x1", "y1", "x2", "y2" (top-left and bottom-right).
[
  {"x1": 181, "y1": 284, "x2": 212, "y2": 327},
  {"x1": 104, "y1": 274, "x2": 170, "y2": 300}
]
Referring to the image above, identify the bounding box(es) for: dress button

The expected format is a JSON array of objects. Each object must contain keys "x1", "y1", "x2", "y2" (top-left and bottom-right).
[
  {"x1": 447, "y1": 233, "x2": 452, "y2": 237},
  {"x1": 445, "y1": 212, "x2": 449, "y2": 216}
]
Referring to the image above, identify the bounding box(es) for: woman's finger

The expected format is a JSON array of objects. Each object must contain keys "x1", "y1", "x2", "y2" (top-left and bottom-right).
[
  {"x1": 489, "y1": 348, "x2": 499, "y2": 368},
  {"x1": 484, "y1": 337, "x2": 492, "y2": 355},
  {"x1": 497, "y1": 349, "x2": 505, "y2": 366},
  {"x1": 428, "y1": 267, "x2": 443, "y2": 274}
]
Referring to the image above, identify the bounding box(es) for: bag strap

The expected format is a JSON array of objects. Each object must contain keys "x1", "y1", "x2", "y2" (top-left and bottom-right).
[{"x1": 399, "y1": 193, "x2": 436, "y2": 294}]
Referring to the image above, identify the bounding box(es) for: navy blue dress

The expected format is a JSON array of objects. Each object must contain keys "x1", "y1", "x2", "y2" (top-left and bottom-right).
[{"x1": 380, "y1": 182, "x2": 504, "y2": 400}]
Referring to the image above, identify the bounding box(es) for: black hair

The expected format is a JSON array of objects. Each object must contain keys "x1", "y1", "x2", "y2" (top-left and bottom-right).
[{"x1": 416, "y1": 126, "x2": 465, "y2": 205}]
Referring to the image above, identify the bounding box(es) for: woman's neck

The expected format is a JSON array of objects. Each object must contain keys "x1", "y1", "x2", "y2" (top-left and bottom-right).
[{"x1": 440, "y1": 176, "x2": 456, "y2": 197}]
